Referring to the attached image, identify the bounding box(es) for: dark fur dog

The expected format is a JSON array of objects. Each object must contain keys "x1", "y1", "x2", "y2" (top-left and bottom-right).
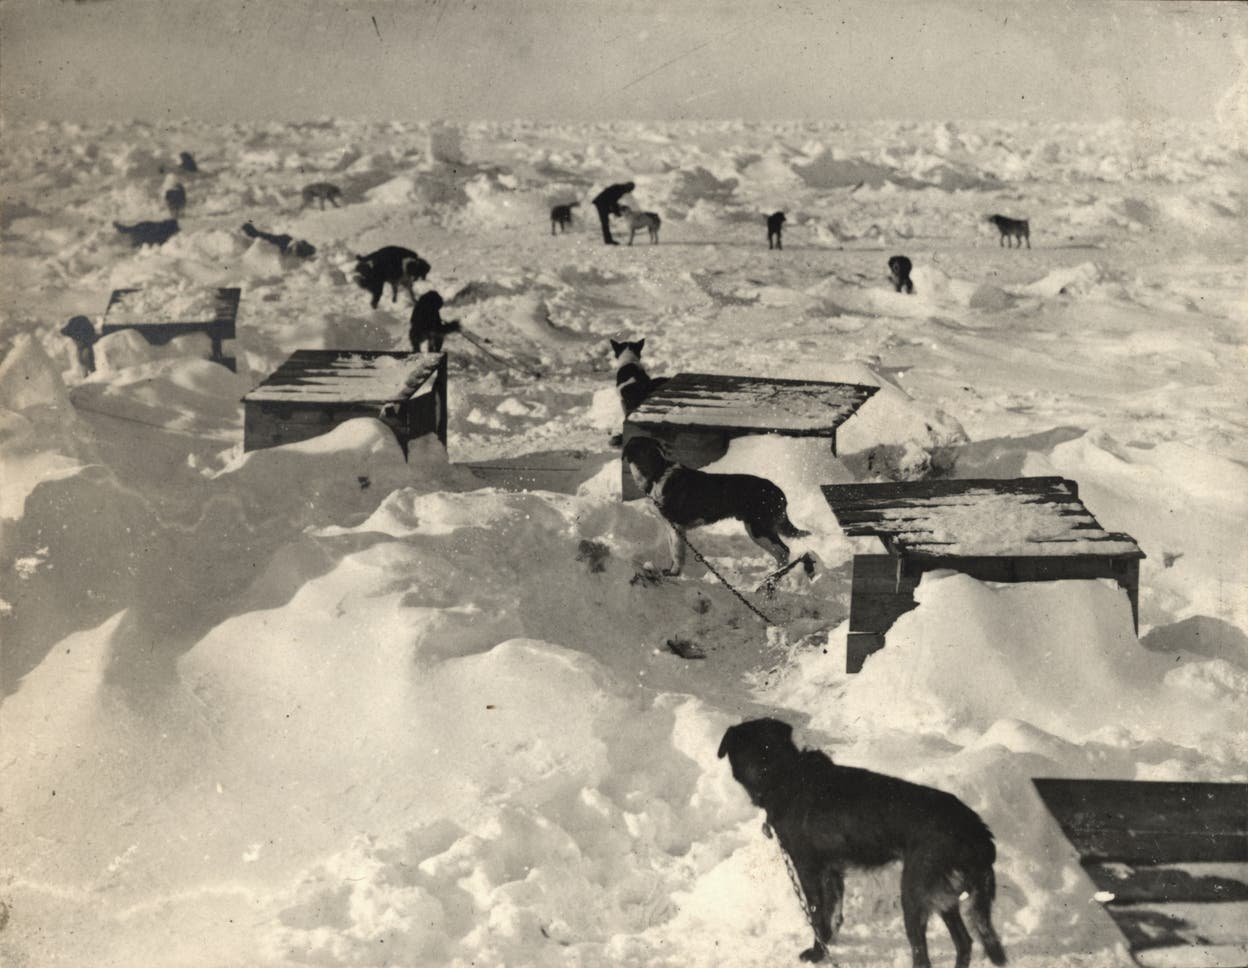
[
  {"x1": 352, "y1": 246, "x2": 430, "y2": 309},
  {"x1": 409, "y1": 290, "x2": 460, "y2": 352},
  {"x1": 179, "y1": 152, "x2": 198, "y2": 173},
  {"x1": 302, "y1": 182, "x2": 342, "y2": 210},
  {"x1": 987, "y1": 215, "x2": 1029, "y2": 249},
  {"x1": 623, "y1": 437, "x2": 808, "y2": 575},
  {"x1": 241, "y1": 222, "x2": 316, "y2": 259},
  {"x1": 551, "y1": 201, "x2": 578, "y2": 234},
  {"x1": 889, "y1": 255, "x2": 914, "y2": 294},
  {"x1": 114, "y1": 219, "x2": 179, "y2": 247},
  {"x1": 768, "y1": 211, "x2": 786, "y2": 250},
  {"x1": 718, "y1": 719, "x2": 1007, "y2": 968},
  {"x1": 164, "y1": 183, "x2": 186, "y2": 218}
]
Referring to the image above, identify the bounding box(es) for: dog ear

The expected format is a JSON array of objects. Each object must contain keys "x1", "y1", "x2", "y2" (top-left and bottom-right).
[
  {"x1": 717, "y1": 727, "x2": 734, "y2": 759},
  {"x1": 610, "y1": 338, "x2": 624, "y2": 354},
  {"x1": 636, "y1": 338, "x2": 645, "y2": 352}
]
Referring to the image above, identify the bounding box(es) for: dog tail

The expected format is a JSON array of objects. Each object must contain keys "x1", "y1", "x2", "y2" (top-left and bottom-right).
[
  {"x1": 777, "y1": 516, "x2": 810, "y2": 540},
  {"x1": 966, "y1": 867, "x2": 1007, "y2": 965}
]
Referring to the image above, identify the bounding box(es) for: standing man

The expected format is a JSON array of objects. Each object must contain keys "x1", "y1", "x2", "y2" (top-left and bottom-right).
[{"x1": 591, "y1": 181, "x2": 635, "y2": 245}]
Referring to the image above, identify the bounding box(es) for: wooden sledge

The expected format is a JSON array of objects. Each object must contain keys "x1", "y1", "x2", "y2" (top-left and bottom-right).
[
  {"x1": 1034, "y1": 778, "x2": 1248, "y2": 968},
  {"x1": 102, "y1": 287, "x2": 240, "y2": 371}
]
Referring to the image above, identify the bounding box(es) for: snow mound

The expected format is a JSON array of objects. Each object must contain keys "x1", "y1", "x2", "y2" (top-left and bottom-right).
[
  {"x1": 909, "y1": 264, "x2": 1012, "y2": 309},
  {"x1": 845, "y1": 572, "x2": 1248, "y2": 745},
  {"x1": 1022, "y1": 261, "x2": 1106, "y2": 298},
  {"x1": 0, "y1": 333, "x2": 71, "y2": 411}
]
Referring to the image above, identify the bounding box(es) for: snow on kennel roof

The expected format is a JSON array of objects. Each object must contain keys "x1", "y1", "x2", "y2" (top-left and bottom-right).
[
  {"x1": 823, "y1": 477, "x2": 1145, "y2": 559},
  {"x1": 627, "y1": 372, "x2": 878, "y2": 435},
  {"x1": 243, "y1": 350, "x2": 444, "y2": 405}
]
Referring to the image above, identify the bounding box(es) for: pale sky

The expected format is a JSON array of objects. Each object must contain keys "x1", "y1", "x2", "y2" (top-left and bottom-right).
[{"x1": 1, "y1": 0, "x2": 1245, "y2": 124}]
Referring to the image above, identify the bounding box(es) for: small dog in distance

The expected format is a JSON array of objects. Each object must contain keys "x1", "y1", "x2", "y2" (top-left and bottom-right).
[
  {"x1": 114, "y1": 219, "x2": 179, "y2": 247},
  {"x1": 767, "y1": 211, "x2": 786, "y2": 250},
  {"x1": 889, "y1": 255, "x2": 915, "y2": 294},
  {"x1": 622, "y1": 437, "x2": 809, "y2": 576},
  {"x1": 617, "y1": 205, "x2": 661, "y2": 245},
  {"x1": 550, "y1": 201, "x2": 578, "y2": 234},
  {"x1": 352, "y1": 246, "x2": 430, "y2": 309},
  {"x1": 987, "y1": 214, "x2": 1030, "y2": 249},
  {"x1": 301, "y1": 182, "x2": 343, "y2": 210},
  {"x1": 718, "y1": 718, "x2": 1007, "y2": 968},
  {"x1": 164, "y1": 183, "x2": 186, "y2": 218}
]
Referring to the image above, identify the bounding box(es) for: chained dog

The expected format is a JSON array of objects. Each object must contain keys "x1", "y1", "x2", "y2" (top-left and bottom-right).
[
  {"x1": 718, "y1": 718, "x2": 1008, "y2": 968},
  {"x1": 623, "y1": 437, "x2": 808, "y2": 576}
]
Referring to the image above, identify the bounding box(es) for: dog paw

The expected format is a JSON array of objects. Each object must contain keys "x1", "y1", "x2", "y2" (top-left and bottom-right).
[
  {"x1": 799, "y1": 945, "x2": 827, "y2": 963},
  {"x1": 608, "y1": 433, "x2": 623, "y2": 448}
]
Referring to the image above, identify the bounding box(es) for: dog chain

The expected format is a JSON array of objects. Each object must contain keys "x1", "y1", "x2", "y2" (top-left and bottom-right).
[
  {"x1": 458, "y1": 329, "x2": 540, "y2": 377},
  {"x1": 775, "y1": 831, "x2": 821, "y2": 939},
  {"x1": 646, "y1": 493, "x2": 777, "y2": 625}
]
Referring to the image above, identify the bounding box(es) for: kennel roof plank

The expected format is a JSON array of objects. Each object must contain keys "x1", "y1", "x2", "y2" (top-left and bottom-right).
[
  {"x1": 103, "y1": 287, "x2": 240, "y2": 339},
  {"x1": 1034, "y1": 779, "x2": 1248, "y2": 968},
  {"x1": 822, "y1": 477, "x2": 1144, "y2": 559},
  {"x1": 626, "y1": 372, "x2": 879, "y2": 436},
  {"x1": 242, "y1": 350, "x2": 445, "y2": 405}
]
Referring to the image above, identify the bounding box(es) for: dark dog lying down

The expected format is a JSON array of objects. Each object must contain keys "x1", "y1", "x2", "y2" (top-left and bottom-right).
[
  {"x1": 718, "y1": 718, "x2": 1007, "y2": 968},
  {"x1": 114, "y1": 219, "x2": 179, "y2": 247},
  {"x1": 241, "y1": 221, "x2": 316, "y2": 259},
  {"x1": 623, "y1": 436, "x2": 808, "y2": 576}
]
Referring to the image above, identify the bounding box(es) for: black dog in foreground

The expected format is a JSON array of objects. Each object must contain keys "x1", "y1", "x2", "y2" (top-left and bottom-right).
[
  {"x1": 623, "y1": 437, "x2": 809, "y2": 576},
  {"x1": 889, "y1": 254, "x2": 914, "y2": 294},
  {"x1": 768, "y1": 211, "x2": 786, "y2": 249},
  {"x1": 352, "y1": 246, "x2": 430, "y2": 309},
  {"x1": 718, "y1": 718, "x2": 1007, "y2": 968}
]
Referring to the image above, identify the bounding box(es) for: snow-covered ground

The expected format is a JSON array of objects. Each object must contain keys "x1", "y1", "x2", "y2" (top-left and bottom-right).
[{"x1": 1, "y1": 118, "x2": 1246, "y2": 968}]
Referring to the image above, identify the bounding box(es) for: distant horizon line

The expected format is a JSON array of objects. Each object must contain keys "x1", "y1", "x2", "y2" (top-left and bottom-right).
[{"x1": 6, "y1": 115, "x2": 1227, "y2": 128}]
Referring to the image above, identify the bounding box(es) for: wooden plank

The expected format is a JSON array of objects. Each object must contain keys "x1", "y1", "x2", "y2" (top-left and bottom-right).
[
  {"x1": 243, "y1": 350, "x2": 444, "y2": 405},
  {"x1": 822, "y1": 478, "x2": 1143, "y2": 560},
  {"x1": 1106, "y1": 900, "x2": 1248, "y2": 959},
  {"x1": 1033, "y1": 780, "x2": 1248, "y2": 865},
  {"x1": 629, "y1": 372, "x2": 878, "y2": 435},
  {"x1": 846, "y1": 632, "x2": 886, "y2": 673},
  {"x1": 824, "y1": 477, "x2": 1074, "y2": 508},
  {"x1": 1036, "y1": 781, "x2": 1248, "y2": 966},
  {"x1": 1082, "y1": 862, "x2": 1248, "y2": 905}
]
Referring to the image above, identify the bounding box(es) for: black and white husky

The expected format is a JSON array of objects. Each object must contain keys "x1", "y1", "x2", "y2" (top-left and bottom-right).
[{"x1": 609, "y1": 337, "x2": 667, "y2": 447}]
